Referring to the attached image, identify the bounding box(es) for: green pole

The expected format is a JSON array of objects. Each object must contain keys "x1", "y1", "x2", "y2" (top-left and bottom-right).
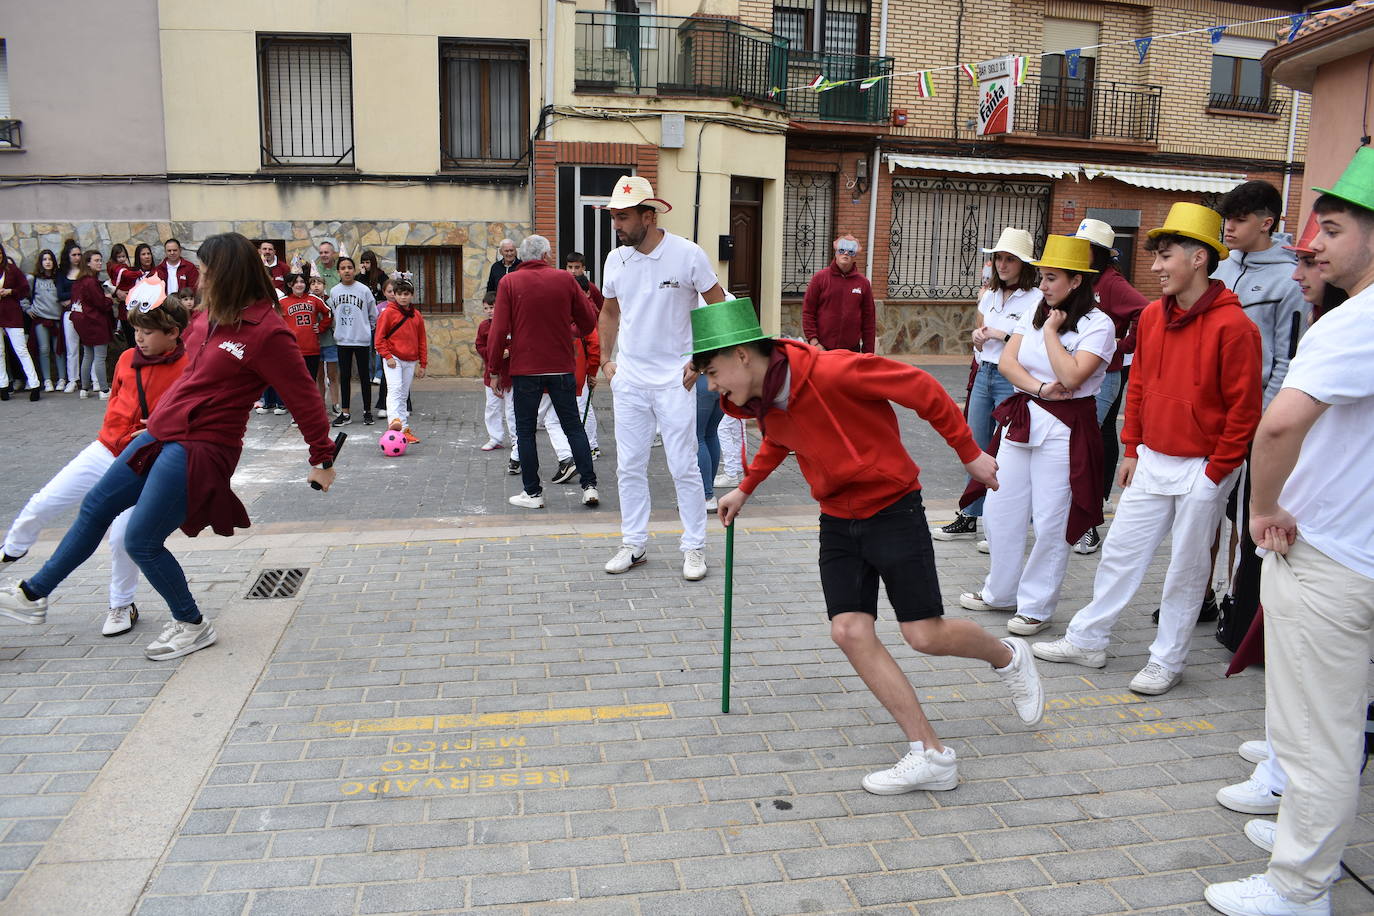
[{"x1": 722, "y1": 521, "x2": 734, "y2": 713}]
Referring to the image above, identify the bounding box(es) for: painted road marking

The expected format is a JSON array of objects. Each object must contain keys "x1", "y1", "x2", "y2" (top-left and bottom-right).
[{"x1": 318, "y1": 702, "x2": 671, "y2": 735}]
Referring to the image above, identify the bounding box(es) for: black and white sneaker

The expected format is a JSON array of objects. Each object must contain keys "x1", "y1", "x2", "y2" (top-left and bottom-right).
[
  {"x1": 931, "y1": 512, "x2": 978, "y2": 541},
  {"x1": 506, "y1": 459, "x2": 521, "y2": 476},
  {"x1": 551, "y1": 459, "x2": 577, "y2": 484},
  {"x1": 331, "y1": 413, "x2": 351, "y2": 427},
  {"x1": 1072, "y1": 527, "x2": 1101, "y2": 554},
  {"x1": 102, "y1": 602, "x2": 138, "y2": 637}
]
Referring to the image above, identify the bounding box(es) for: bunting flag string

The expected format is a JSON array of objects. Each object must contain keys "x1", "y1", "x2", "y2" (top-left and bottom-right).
[{"x1": 777, "y1": 10, "x2": 1297, "y2": 99}]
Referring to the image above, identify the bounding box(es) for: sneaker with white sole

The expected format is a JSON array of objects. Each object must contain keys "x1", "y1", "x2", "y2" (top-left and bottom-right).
[
  {"x1": 1072, "y1": 527, "x2": 1101, "y2": 554},
  {"x1": 43, "y1": 380, "x2": 54, "y2": 392},
  {"x1": 508, "y1": 491, "x2": 545, "y2": 509},
  {"x1": 1204, "y1": 874, "x2": 1330, "y2": 916},
  {"x1": 994, "y1": 637, "x2": 1045, "y2": 725},
  {"x1": 705, "y1": 497, "x2": 718, "y2": 514},
  {"x1": 958, "y1": 591, "x2": 1015, "y2": 612},
  {"x1": 581, "y1": 486, "x2": 599, "y2": 507},
  {"x1": 480, "y1": 439, "x2": 504, "y2": 451},
  {"x1": 1129, "y1": 660, "x2": 1182, "y2": 695},
  {"x1": 605, "y1": 545, "x2": 646, "y2": 574},
  {"x1": 0, "y1": 580, "x2": 47, "y2": 625},
  {"x1": 1218, "y1": 778, "x2": 1282, "y2": 815},
  {"x1": 714, "y1": 472, "x2": 737, "y2": 489},
  {"x1": 98, "y1": 390, "x2": 110, "y2": 400},
  {"x1": 506, "y1": 459, "x2": 521, "y2": 476},
  {"x1": 977, "y1": 539, "x2": 990, "y2": 554},
  {"x1": 1240, "y1": 740, "x2": 1269, "y2": 764},
  {"x1": 1007, "y1": 614, "x2": 1051, "y2": 636},
  {"x1": 102, "y1": 602, "x2": 138, "y2": 637},
  {"x1": 79, "y1": 389, "x2": 90, "y2": 399},
  {"x1": 862, "y1": 743, "x2": 959, "y2": 794},
  {"x1": 931, "y1": 512, "x2": 978, "y2": 540},
  {"x1": 551, "y1": 459, "x2": 577, "y2": 484},
  {"x1": 62, "y1": 380, "x2": 77, "y2": 393},
  {"x1": 683, "y1": 549, "x2": 707, "y2": 581},
  {"x1": 145, "y1": 617, "x2": 217, "y2": 661},
  {"x1": 1031, "y1": 636, "x2": 1107, "y2": 668},
  {"x1": 272, "y1": 407, "x2": 287, "y2": 415},
  {"x1": 1244, "y1": 820, "x2": 1342, "y2": 884}
]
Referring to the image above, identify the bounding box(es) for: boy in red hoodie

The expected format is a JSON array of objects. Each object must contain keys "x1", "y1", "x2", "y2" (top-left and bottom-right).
[
  {"x1": 2, "y1": 294, "x2": 189, "y2": 637},
  {"x1": 698, "y1": 299, "x2": 1044, "y2": 795},
  {"x1": 374, "y1": 274, "x2": 426, "y2": 443},
  {"x1": 1033, "y1": 203, "x2": 1262, "y2": 695}
]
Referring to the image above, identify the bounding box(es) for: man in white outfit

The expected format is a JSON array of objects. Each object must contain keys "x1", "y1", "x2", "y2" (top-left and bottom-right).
[{"x1": 598, "y1": 176, "x2": 726, "y2": 580}]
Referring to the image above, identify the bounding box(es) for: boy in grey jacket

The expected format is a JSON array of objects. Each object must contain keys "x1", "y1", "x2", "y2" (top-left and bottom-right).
[{"x1": 1213, "y1": 181, "x2": 1310, "y2": 407}]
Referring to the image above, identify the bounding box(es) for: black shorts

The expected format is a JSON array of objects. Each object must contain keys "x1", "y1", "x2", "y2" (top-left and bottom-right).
[{"x1": 818, "y1": 490, "x2": 944, "y2": 622}]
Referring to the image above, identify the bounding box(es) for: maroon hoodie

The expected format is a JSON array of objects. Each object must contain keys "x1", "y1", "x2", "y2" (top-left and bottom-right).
[
  {"x1": 802, "y1": 262, "x2": 876, "y2": 353},
  {"x1": 1093, "y1": 266, "x2": 1149, "y2": 372}
]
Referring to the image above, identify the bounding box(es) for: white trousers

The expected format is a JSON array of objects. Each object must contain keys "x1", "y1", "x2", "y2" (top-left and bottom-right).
[
  {"x1": 1064, "y1": 463, "x2": 1238, "y2": 673},
  {"x1": 1263, "y1": 540, "x2": 1374, "y2": 902},
  {"x1": 3, "y1": 440, "x2": 137, "y2": 607},
  {"x1": 717, "y1": 414, "x2": 745, "y2": 478},
  {"x1": 62, "y1": 312, "x2": 80, "y2": 382},
  {"x1": 383, "y1": 360, "x2": 416, "y2": 429},
  {"x1": 981, "y1": 433, "x2": 1073, "y2": 621},
  {"x1": 545, "y1": 388, "x2": 598, "y2": 459},
  {"x1": 0, "y1": 326, "x2": 39, "y2": 388},
  {"x1": 482, "y1": 387, "x2": 510, "y2": 445},
  {"x1": 611, "y1": 377, "x2": 705, "y2": 552},
  {"x1": 1252, "y1": 737, "x2": 1288, "y2": 794}
]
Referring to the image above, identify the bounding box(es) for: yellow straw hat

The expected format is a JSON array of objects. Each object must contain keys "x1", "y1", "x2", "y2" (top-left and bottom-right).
[
  {"x1": 1031, "y1": 235, "x2": 1098, "y2": 274},
  {"x1": 1146, "y1": 202, "x2": 1229, "y2": 260}
]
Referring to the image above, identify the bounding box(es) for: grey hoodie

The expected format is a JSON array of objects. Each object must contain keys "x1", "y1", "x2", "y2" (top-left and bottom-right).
[{"x1": 1212, "y1": 235, "x2": 1309, "y2": 406}]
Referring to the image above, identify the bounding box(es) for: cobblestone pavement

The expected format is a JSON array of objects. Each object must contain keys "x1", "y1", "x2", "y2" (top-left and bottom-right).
[{"x1": 1, "y1": 363, "x2": 1372, "y2": 915}]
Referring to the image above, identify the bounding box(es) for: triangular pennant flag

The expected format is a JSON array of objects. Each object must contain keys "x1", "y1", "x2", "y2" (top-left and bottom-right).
[
  {"x1": 815, "y1": 78, "x2": 842, "y2": 93},
  {"x1": 915, "y1": 71, "x2": 934, "y2": 98},
  {"x1": 859, "y1": 76, "x2": 882, "y2": 91},
  {"x1": 806, "y1": 74, "x2": 825, "y2": 90},
  {"x1": 1288, "y1": 13, "x2": 1307, "y2": 42},
  {"x1": 1066, "y1": 48, "x2": 1082, "y2": 80},
  {"x1": 1011, "y1": 56, "x2": 1028, "y2": 87},
  {"x1": 1208, "y1": 25, "x2": 1227, "y2": 44},
  {"x1": 768, "y1": 86, "x2": 780, "y2": 99},
  {"x1": 1134, "y1": 36, "x2": 1151, "y2": 65},
  {"x1": 959, "y1": 63, "x2": 977, "y2": 86}
]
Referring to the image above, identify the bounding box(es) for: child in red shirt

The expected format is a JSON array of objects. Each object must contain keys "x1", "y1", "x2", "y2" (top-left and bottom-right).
[
  {"x1": 696, "y1": 299, "x2": 1045, "y2": 796},
  {"x1": 475, "y1": 290, "x2": 514, "y2": 452},
  {"x1": 374, "y1": 274, "x2": 427, "y2": 443}
]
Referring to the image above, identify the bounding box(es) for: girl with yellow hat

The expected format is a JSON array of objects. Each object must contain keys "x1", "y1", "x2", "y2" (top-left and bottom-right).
[{"x1": 958, "y1": 235, "x2": 1115, "y2": 638}]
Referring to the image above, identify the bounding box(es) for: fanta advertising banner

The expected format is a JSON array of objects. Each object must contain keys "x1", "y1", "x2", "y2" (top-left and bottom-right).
[{"x1": 976, "y1": 56, "x2": 1016, "y2": 136}]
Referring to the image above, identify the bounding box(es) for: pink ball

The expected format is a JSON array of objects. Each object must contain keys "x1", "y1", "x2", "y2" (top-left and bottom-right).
[{"x1": 379, "y1": 430, "x2": 408, "y2": 457}]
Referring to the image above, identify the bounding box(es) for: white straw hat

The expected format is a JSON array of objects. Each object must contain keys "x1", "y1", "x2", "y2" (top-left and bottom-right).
[
  {"x1": 1074, "y1": 218, "x2": 1116, "y2": 251},
  {"x1": 604, "y1": 175, "x2": 672, "y2": 213},
  {"x1": 981, "y1": 227, "x2": 1035, "y2": 263}
]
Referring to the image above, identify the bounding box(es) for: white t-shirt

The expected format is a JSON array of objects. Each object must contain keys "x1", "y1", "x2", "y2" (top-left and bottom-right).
[
  {"x1": 1277, "y1": 286, "x2": 1374, "y2": 578},
  {"x1": 602, "y1": 230, "x2": 718, "y2": 389},
  {"x1": 977, "y1": 286, "x2": 1041, "y2": 365},
  {"x1": 1007, "y1": 306, "x2": 1115, "y2": 445},
  {"x1": 164, "y1": 262, "x2": 180, "y2": 295}
]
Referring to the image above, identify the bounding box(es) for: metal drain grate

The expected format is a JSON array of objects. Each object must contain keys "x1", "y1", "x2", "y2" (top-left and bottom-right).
[{"x1": 246, "y1": 568, "x2": 308, "y2": 599}]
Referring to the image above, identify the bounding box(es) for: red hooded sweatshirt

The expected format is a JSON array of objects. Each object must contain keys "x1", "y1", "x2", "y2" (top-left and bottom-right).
[
  {"x1": 726, "y1": 339, "x2": 980, "y2": 519},
  {"x1": 1122, "y1": 280, "x2": 1262, "y2": 483},
  {"x1": 98, "y1": 342, "x2": 188, "y2": 455}
]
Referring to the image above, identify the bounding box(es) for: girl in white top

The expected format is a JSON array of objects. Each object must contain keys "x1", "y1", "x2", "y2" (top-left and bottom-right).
[{"x1": 960, "y1": 235, "x2": 1115, "y2": 635}]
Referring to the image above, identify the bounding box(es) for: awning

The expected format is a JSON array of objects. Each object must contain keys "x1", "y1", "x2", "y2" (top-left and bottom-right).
[
  {"x1": 1083, "y1": 166, "x2": 1246, "y2": 194},
  {"x1": 885, "y1": 154, "x2": 1080, "y2": 180}
]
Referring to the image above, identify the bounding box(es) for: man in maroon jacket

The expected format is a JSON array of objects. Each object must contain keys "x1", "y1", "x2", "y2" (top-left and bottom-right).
[
  {"x1": 156, "y1": 239, "x2": 200, "y2": 296},
  {"x1": 488, "y1": 235, "x2": 599, "y2": 509},
  {"x1": 802, "y1": 234, "x2": 876, "y2": 353}
]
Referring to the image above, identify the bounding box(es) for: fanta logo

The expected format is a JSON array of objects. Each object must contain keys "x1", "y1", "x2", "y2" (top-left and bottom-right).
[{"x1": 218, "y1": 341, "x2": 246, "y2": 360}]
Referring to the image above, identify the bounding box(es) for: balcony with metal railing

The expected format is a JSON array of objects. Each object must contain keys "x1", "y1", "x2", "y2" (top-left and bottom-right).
[
  {"x1": 0, "y1": 120, "x2": 21, "y2": 149},
  {"x1": 1207, "y1": 93, "x2": 1287, "y2": 117},
  {"x1": 784, "y1": 51, "x2": 893, "y2": 124},
  {"x1": 1011, "y1": 80, "x2": 1162, "y2": 144}
]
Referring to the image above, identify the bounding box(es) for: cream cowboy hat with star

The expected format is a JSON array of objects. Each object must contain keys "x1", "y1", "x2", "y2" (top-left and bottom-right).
[{"x1": 605, "y1": 175, "x2": 672, "y2": 213}]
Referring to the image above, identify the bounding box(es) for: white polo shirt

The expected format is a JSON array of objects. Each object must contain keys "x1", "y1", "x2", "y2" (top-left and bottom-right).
[{"x1": 602, "y1": 230, "x2": 718, "y2": 389}]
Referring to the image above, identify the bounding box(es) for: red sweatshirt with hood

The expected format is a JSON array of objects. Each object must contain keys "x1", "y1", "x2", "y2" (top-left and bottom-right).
[
  {"x1": 1122, "y1": 280, "x2": 1261, "y2": 483},
  {"x1": 726, "y1": 339, "x2": 980, "y2": 519}
]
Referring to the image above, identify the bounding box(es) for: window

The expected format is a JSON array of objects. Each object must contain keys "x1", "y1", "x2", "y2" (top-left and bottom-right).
[
  {"x1": 602, "y1": 1, "x2": 658, "y2": 51},
  {"x1": 258, "y1": 35, "x2": 354, "y2": 167},
  {"x1": 781, "y1": 172, "x2": 836, "y2": 295},
  {"x1": 772, "y1": 0, "x2": 869, "y2": 55},
  {"x1": 1209, "y1": 37, "x2": 1278, "y2": 114},
  {"x1": 0, "y1": 39, "x2": 17, "y2": 150},
  {"x1": 397, "y1": 246, "x2": 463, "y2": 314},
  {"x1": 441, "y1": 40, "x2": 530, "y2": 169}
]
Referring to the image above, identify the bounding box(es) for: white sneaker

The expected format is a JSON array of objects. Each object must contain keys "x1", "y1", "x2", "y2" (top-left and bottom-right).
[
  {"x1": 652, "y1": 433, "x2": 663, "y2": 448},
  {"x1": 60, "y1": 379, "x2": 74, "y2": 392},
  {"x1": 581, "y1": 487, "x2": 599, "y2": 507},
  {"x1": 1244, "y1": 820, "x2": 1342, "y2": 884},
  {"x1": 605, "y1": 545, "x2": 646, "y2": 574},
  {"x1": 480, "y1": 439, "x2": 503, "y2": 451},
  {"x1": 508, "y1": 491, "x2": 545, "y2": 509},
  {"x1": 79, "y1": 389, "x2": 90, "y2": 399},
  {"x1": 145, "y1": 617, "x2": 217, "y2": 661},
  {"x1": 377, "y1": 408, "x2": 388, "y2": 418},
  {"x1": 1007, "y1": 614, "x2": 1051, "y2": 636},
  {"x1": 714, "y1": 472, "x2": 737, "y2": 489},
  {"x1": 1129, "y1": 660, "x2": 1182, "y2": 695},
  {"x1": 254, "y1": 405, "x2": 267, "y2": 414},
  {"x1": 862, "y1": 743, "x2": 958, "y2": 794},
  {"x1": 0, "y1": 580, "x2": 47, "y2": 625},
  {"x1": 994, "y1": 637, "x2": 1044, "y2": 725},
  {"x1": 1031, "y1": 636, "x2": 1107, "y2": 668},
  {"x1": 683, "y1": 549, "x2": 707, "y2": 581},
  {"x1": 958, "y1": 591, "x2": 1015, "y2": 612},
  {"x1": 43, "y1": 380, "x2": 54, "y2": 392},
  {"x1": 1204, "y1": 874, "x2": 1330, "y2": 916},
  {"x1": 1240, "y1": 740, "x2": 1269, "y2": 764},
  {"x1": 705, "y1": 497, "x2": 718, "y2": 514},
  {"x1": 977, "y1": 539, "x2": 990, "y2": 554},
  {"x1": 98, "y1": 389, "x2": 109, "y2": 400},
  {"x1": 1218, "y1": 778, "x2": 1282, "y2": 815},
  {"x1": 272, "y1": 407, "x2": 287, "y2": 415},
  {"x1": 102, "y1": 602, "x2": 138, "y2": 637}
]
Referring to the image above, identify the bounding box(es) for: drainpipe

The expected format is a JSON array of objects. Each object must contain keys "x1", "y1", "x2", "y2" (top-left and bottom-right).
[
  {"x1": 1280, "y1": 87, "x2": 1300, "y2": 233},
  {"x1": 878, "y1": 0, "x2": 888, "y2": 55},
  {"x1": 865, "y1": 1, "x2": 888, "y2": 326},
  {"x1": 537, "y1": 0, "x2": 557, "y2": 231}
]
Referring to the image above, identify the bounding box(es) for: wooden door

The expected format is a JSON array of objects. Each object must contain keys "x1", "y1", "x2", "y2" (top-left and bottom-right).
[{"x1": 728, "y1": 177, "x2": 763, "y2": 311}]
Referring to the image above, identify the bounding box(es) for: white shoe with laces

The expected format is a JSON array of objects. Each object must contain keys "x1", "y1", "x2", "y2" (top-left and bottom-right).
[
  {"x1": 604, "y1": 545, "x2": 646, "y2": 574},
  {"x1": 581, "y1": 487, "x2": 599, "y2": 507},
  {"x1": 1129, "y1": 660, "x2": 1182, "y2": 695},
  {"x1": 1244, "y1": 820, "x2": 1342, "y2": 884},
  {"x1": 508, "y1": 491, "x2": 545, "y2": 509},
  {"x1": 1240, "y1": 739, "x2": 1269, "y2": 764},
  {"x1": 958, "y1": 591, "x2": 1014, "y2": 612},
  {"x1": 1203, "y1": 873, "x2": 1330, "y2": 916},
  {"x1": 1031, "y1": 636, "x2": 1107, "y2": 668},
  {"x1": 714, "y1": 472, "x2": 737, "y2": 489},
  {"x1": 994, "y1": 637, "x2": 1045, "y2": 725},
  {"x1": 0, "y1": 580, "x2": 47, "y2": 625},
  {"x1": 862, "y1": 743, "x2": 958, "y2": 794},
  {"x1": 682, "y1": 549, "x2": 707, "y2": 581},
  {"x1": 1218, "y1": 778, "x2": 1282, "y2": 815},
  {"x1": 705, "y1": 497, "x2": 718, "y2": 514},
  {"x1": 1007, "y1": 614, "x2": 1051, "y2": 636},
  {"x1": 102, "y1": 602, "x2": 138, "y2": 637},
  {"x1": 144, "y1": 617, "x2": 217, "y2": 661}
]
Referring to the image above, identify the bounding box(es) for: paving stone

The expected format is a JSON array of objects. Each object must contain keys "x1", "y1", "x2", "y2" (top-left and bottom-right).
[
  {"x1": 357, "y1": 879, "x2": 469, "y2": 914},
  {"x1": 470, "y1": 871, "x2": 573, "y2": 906},
  {"x1": 678, "y1": 853, "x2": 784, "y2": 890},
  {"x1": 849, "y1": 870, "x2": 954, "y2": 906},
  {"x1": 137, "y1": 894, "x2": 248, "y2": 916},
  {"x1": 249, "y1": 886, "x2": 360, "y2": 916}
]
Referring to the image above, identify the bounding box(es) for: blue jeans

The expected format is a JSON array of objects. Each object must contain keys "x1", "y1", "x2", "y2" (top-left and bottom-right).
[
  {"x1": 1094, "y1": 370, "x2": 1121, "y2": 426},
  {"x1": 695, "y1": 374, "x2": 723, "y2": 498},
  {"x1": 964, "y1": 361, "x2": 1015, "y2": 517},
  {"x1": 513, "y1": 374, "x2": 595, "y2": 495},
  {"x1": 27, "y1": 432, "x2": 198, "y2": 620}
]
